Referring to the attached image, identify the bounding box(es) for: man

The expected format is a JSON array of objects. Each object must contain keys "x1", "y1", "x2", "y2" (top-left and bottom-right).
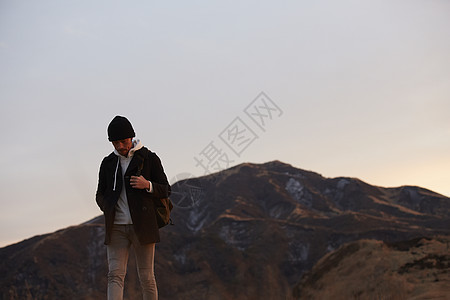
[{"x1": 96, "y1": 116, "x2": 170, "y2": 300}]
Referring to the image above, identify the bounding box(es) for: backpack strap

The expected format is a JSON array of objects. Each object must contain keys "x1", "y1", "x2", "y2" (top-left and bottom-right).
[{"x1": 134, "y1": 147, "x2": 149, "y2": 176}]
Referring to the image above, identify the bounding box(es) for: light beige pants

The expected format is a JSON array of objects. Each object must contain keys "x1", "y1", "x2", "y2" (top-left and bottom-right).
[{"x1": 107, "y1": 224, "x2": 157, "y2": 300}]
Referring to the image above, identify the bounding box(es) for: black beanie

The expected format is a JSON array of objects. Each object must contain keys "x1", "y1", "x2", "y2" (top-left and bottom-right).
[{"x1": 107, "y1": 116, "x2": 135, "y2": 141}]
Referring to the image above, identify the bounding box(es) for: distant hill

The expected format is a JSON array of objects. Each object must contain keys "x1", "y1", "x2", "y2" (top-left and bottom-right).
[
  {"x1": 1, "y1": 161, "x2": 449, "y2": 299},
  {"x1": 293, "y1": 236, "x2": 450, "y2": 299}
]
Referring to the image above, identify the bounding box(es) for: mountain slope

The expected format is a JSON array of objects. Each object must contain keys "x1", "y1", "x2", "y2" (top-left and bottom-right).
[
  {"x1": 1, "y1": 161, "x2": 449, "y2": 299},
  {"x1": 293, "y1": 236, "x2": 450, "y2": 299}
]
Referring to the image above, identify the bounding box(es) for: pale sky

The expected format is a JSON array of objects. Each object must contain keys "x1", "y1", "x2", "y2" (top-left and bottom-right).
[{"x1": 1, "y1": 0, "x2": 449, "y2": 247}]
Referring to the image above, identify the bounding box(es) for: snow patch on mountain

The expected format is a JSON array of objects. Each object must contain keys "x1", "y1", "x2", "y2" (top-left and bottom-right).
[
  {"x1": 286, "y1": 178, "x2": 312, "y2": 207},
  {"x1": 187, "y1": 204, "x2": 210, "y2": 232},
  {"x1": 337, "y1": 178, "x2": 350, "y2": 190}
]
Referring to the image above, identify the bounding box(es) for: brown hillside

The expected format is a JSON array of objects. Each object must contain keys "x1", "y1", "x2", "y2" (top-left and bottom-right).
[{"x1": 294, "y1": 236, "x2": 450, "y2": 299}]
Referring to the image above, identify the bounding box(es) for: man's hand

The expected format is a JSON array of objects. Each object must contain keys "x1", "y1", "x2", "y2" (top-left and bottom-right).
[{"x1": 130, "y1": 175, "x2": 150, "y2": 190}]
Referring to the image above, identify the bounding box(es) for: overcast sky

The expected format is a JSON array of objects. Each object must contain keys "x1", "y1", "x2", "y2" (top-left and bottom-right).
[{"x1": 1, "y1": 0, "x2": 449, "y2": 247}]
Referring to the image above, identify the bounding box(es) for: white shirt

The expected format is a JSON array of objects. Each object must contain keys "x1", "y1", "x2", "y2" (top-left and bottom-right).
[{"x1": 113, "y1": 138, "x2": 152, "y2": 224}]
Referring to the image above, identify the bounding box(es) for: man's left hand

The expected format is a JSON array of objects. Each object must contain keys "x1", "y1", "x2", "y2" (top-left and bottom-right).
[{"x1": 130, "y1": 175, "x2": 150, "y2": 190}]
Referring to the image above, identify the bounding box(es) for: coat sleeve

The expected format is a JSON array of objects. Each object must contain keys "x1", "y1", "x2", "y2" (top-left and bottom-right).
[
  {"x1": 95, "y1": 159, "x2": 107, "y2": 211},
  {"x1": 149, "y1": 153, "x2": 171, "y2": 199}
]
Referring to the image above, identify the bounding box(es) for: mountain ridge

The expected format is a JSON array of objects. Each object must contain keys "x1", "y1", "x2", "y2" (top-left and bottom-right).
[{"x1": 1, "y1": 160, "x2": 449, "y2": 299}]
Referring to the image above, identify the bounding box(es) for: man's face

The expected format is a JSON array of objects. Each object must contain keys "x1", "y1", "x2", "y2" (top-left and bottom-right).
[{"x1": 112, "y1": 138, "x2": 133, "y2": 157}]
